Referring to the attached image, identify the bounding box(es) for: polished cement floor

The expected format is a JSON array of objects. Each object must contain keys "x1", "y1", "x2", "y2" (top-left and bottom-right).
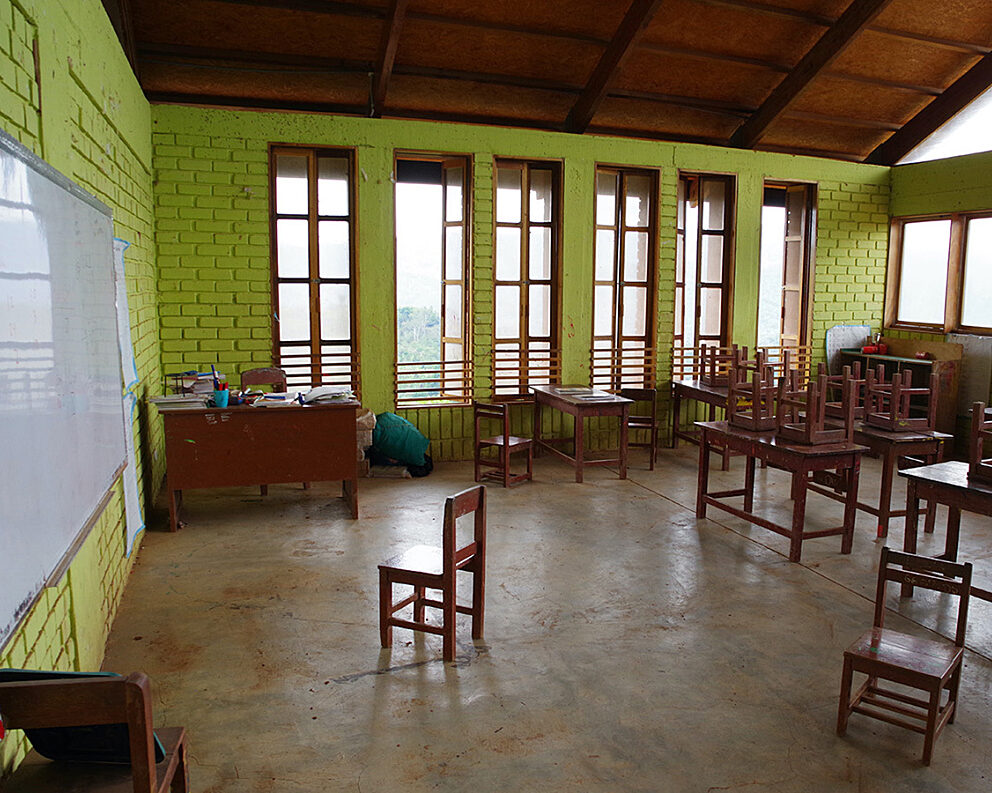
[{"x1": 104, "y1": 446, "x2": 992, "y2": 792}]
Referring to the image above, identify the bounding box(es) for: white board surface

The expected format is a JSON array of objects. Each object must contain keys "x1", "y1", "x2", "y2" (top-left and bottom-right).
[{"x1": 0, "y1": 130, "x2": 126, "y2": 647}]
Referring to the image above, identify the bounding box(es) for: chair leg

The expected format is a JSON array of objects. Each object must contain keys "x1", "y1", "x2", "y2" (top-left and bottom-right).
[
  {"x1": 413, "y1": 585, "x2": 425, "y2": 623},
  {"x1": 649, "y1": 425, "x2": 657, "y2": 470},
  {"x1": 526, "y1": 444, "x2": 533, "y2": 481},
  {"x1": 836, "y1": 657, "x2": 854, "y2": 736},
  {"x1": 302, "y1": 481, "x2": 311, "y2": 490},
  {"x1": 474, "y1": 443, "x2": 481, "y2": 482},
  {"x1": 259, "y1": 485, "x2": 268, "y2": 496},
  {"x1": 379, "y1": 570, "x2": 392, "y2": 648},
  {"x1": 503, "y1": 444, "x2": 510, "y2": 488},
  {"x1": 442, "y1": 587, "x2": 456, "y2": 662},
  {"x1": 171, "y1": 738, "x2": 189, "y2": 793},
  {"x1": 947, "y1": 664, "x2": 962, "y2": 725},
  {"x1": 922, "y1": 685, "x2": 941, "y2": 765},
  {"x1": 471, "y1": 566, "x2": 485, "y2": 640}
]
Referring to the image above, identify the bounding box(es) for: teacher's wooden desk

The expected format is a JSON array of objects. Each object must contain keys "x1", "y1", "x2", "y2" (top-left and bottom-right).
[
  {"x1": 160, "y1": 401, "x2": 359, "y2": 531},
  {"x1": 531, "y1": 385, "x2": 631, "y2": 483},
  {"x1": 695, "y1": 421, "x2": 866, "y2": 562}
]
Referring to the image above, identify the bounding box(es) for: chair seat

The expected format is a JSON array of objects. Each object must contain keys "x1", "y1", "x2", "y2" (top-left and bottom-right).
[
  {"x1": 478, "y1": 434, "x2": 532, "y2": 450},
  {"x1": 2, "y1": 727, "x2": 186, "y2": 793},
  {"x1": 628, "y1": 416, "x2": 655, "y2": 428},
  {"x1": 845, "y1": 626, "x2": 962, "y2": 681},
  {"x1": 380, "y1": 544, "x2": 444, "y2": 577}
]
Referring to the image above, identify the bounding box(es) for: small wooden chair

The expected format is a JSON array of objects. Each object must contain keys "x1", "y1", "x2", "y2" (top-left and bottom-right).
[
  {"x1": 837, "y1": 547, "x2": 972, "y2": 765},
  {"x1": 727, "y1": 351, "x2": 777, "y2": 432},
  {"x1": 698, "y1": 344, "x2": 744, "y2": 387},
  {"x1": 620, "y1": 387, "x2": 658, "y2": 469},
  {"x1": 473, "y1": 402, "x2": 533, "y2": 487},
  {"x1": 968, "y1": 401, "x2": 992, "y2": 484},
  {"x1": 865, "y1": 370, "x2": 938, "y2": 432},
  {"x1": 777, "y1": 370, "x2": 855, "y2": 446},
  {"x1": 378, "y1": 486, "x2": 487, "y2": 662},
  {"x1": 240, "y1": 367, "x2": 308, "y2": 494},
  {"x1": 0, "y1": 671, "x2": 188, "y2": 793}
]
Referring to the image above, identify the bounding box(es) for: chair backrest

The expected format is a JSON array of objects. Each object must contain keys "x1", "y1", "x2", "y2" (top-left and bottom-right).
[
  {"x1": 873, "y1": 547, "x2": 972, "y2": 647},
  {"x1": 442, "y1": 485, "x2": 487, "y2": 579},
  {"x1": 0, "y1": 672, "x2": 158, "y2": 793},
  {"x1": 968, "y1": 402, "x2": 992, "y2": 484},
  {"x1": 240, "y1": 366, "x2": 288, "y2": 392},
  {"x1": 474, "y1": 401, "x2": 509, "y2": 443},
  {"x1": 619, "y1": 387, "x2": 657, "y2": 420}
]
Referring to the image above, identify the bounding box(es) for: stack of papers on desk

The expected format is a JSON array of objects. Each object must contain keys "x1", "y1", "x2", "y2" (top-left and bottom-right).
[
  {"x1": 303, "y1": 385, "x2": 355, "y2": 403},
  {"x1": 252, "y1": 392, "x2": 300, "y2": 406},
  {"x1": 150, "y1": 394, "x2": 209, "y2": 410}
]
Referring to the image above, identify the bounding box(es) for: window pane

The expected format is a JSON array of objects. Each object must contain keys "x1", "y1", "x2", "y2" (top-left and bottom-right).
[
  {"x1": 700, "y1": 287, "x2": 722, "y2": 336},
  {"x1": 495, "y1": 285, "x2": 520, "y2": 339},
  {"x1": 529, "y1": 285, "x2": 551, "y2": 337},
  {"x1": 444, "y1": 284, "x2": 463, "y2": 338},
  {"x1": 496, "y1": 227, "x2": 521, "y2": 281},
  {"x1": 625, "y1": 174, "x2": 651, "y2": 228},
  {"x1": 701, "y1": 234, "x2": 724, "y2": 283},
  {"x1": 496, "y1": 168, "x2": 522, "y2": 223},
  {"x1": 319, "y1": 284, "x2": 350, "y2": 341},
  {"x1": 444, "y1": 342, "x2": 463, "y2": 362},
  {"x1": 622, "y1": 286, "x2": 647, "y2": 336},
  {"x1": 897, "y1": 219, "x2": 950, "y2": 325},
  {"x1": 594, "y1": 285, "x2": 614, "y2": 336},
  {"x1": 445, "y1": 225, "x2": 463, "y2": 280},
  {"x1": 318, "y1": 220, "x2": 349, "y2": 279},
  {"x1": 596, "y1": 172, "x2": 616, "y2": 226},
  {"x1": 529, "y1": 169, "x2": 553, "y2": 223},
  {"x1": 595, "y1": 229, "x2": 615, "y2": 281},
  {"x1": 676, "y1": 235, "x2": 685, "y2": 281},
  {"x1": 702, "y1": 179, "x2": 726, "y2": 231},
  {"x1": 317, "y1": 156, "x2": 348, "y2": 216},
  {"x1": 277, "y1": 283, "x2": 310, "y2": 341},
  {"x1": 275, "y1": 154, "x2": 308, "y2": 215},
  {"x1": 676, "y1": 177, "x2": 686, "y2": 228},
  {"x1": 962, "y1": 217, "x2": 992, "y2": 328},
  {"x1": 277, "y1": 218, "x2": 309, "y2": 278},
  {"x1": 529, "y1": 226, "x2": 552, "y2": 280},
  {"x1": 623, "y1": 231, "x2": 649, "y2": 282},
  {"x1": 445, "y1": 167, "x2": 463, "y2": 222},
  {"x1": 674, "y1": 286, "x2": 684, "y2": 337}
]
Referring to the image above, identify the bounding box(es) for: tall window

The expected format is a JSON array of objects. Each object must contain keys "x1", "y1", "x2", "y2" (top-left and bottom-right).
[
  {"x1": 592, "y1": 167, "x2": 658, "y2": 389},
  {"x1": 493, "y1": 160, "x2": 561, "y2": 398},
  {"x1": 394, "y1": 156, "x2": 472, "y2": 406},
  {"x1": 675, "y1": 173, "x2": 734, "y2": 351},
  {"x1": 887, "y1": 213, "x2": 992, "y2": 333},
  {"x1": 757, "y1": 183, "x2": 816, "y2": 349},
  {"x1": 270, "y1": 147, "x2": 358, "y2": 392}
]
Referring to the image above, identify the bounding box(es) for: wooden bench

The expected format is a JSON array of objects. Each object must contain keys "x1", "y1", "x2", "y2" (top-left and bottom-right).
[{"x1": 0, "y1": 671, "x2": 188, "y2": 793}]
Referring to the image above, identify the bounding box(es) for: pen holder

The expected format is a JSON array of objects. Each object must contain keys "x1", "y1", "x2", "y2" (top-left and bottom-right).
[{"x1": 213, "y1": 388, "x2": 230, "y2": 408}]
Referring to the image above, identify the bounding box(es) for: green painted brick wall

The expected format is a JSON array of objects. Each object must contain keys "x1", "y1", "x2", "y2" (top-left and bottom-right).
[
  {"x1": 0, "y1": 0, "x2": 157, "y2": 777},
  {"x1": 151, "y1": 106, "x2": 890, "y2": 458},
  {"x1": 891, "y1": 149, "x2": 992, "y2": 217}
]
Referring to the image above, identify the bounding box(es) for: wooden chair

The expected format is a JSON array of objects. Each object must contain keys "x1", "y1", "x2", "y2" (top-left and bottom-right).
[
  {"x1": 865, "y1": 369, "x2": 938, "y2": 432},
  {"x1": 473, "y1": 402, "x2": 533, "y2": 487},
  {"x1": 968, "y1": 401, "x2": 992, "y2": 485},
  {"x1": 620, "y1": 387, "x2": 658, "y2": 470},
  {"x1": 837, "y1": 547, "x2": 972, "y2": 765},
  {"x1": 777, "y1": 370, "x2": 855, "y2": 446},
  {"x1": 698, "y1": 344, "x2": 744, "y2": 387},
  {"x1": 0, "y1": 671, "x2": 188, "y2": 793},
  {"x1": 378, "y1": 486, "x2": 487, "y2": 662},
  {"x1": 727, "y1": 351, "x2": 777, "y2": 432},
  {"x1": 240, "y1": 367, "x2": 308, "y2": 494}
]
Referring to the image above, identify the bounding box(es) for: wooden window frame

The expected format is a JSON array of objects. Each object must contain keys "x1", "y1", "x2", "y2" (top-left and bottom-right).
[
  {"x1": 591, "y1": 165, "x2": 660, "y2": 391},
  {"x1": 885, "y1": 211, "x2": 992, "y2": 335},
  {"x1": 393, "y1": 152, "x2": 474, "y2": 407},
  {"x1": 268, "y1": 144, "x2": 360, "y2": 394},
  {"x1": 492, "y1": 158, "x2": 563, "y2": 400}
]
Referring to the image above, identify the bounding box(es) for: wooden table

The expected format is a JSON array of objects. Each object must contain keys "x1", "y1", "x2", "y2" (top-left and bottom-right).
[
  {"x1": 809, "y1": 423, "x2": 951, "y2": 539},
  {"x1": 900, "y1": 460, "x2": 992, "y2": 602},
  {"x1": 160, "y1": 401, "x2": 360, "y2": 530},
  {"x1": 530, "y1": 385, "x2": 632, "y2": 483},
  {"x1": 671, "y1": 379, "x2": 733, "y2": 469},
  {"x1": 695, "y1": 421, "x2": 866, "y2": 562}
]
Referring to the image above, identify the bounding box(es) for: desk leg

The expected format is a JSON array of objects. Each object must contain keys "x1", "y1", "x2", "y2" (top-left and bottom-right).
[
  {"x1": 841, "y1": 457, "x2": 859, "y2": 555},
  {"x1": 696, "y1": 427, "x2": 710, "y2": 519},
  {"x1": 877, "y1": 447, "x2": 896, "y2": 539},
  {"x1": 789, "y1": 471, "x2": 808, "y2": 562},
  {"x1": 671, "y1": 390, "x2": 681, "y2": 449},
  {"x1": 343, "y1": 479, "x2": 358, "y2": 520},
  {"x1": 168, "y1": 488, "x2": 182, "y2": 532},
  {"x1": 944, "y1": 507, "x2": 961, "y2": 562},
  {"x1": 619, "y1": 406, "x2": 629, "y2": 480},
  {"x1": 744, "y1": 455, "x2": 756, "y2": 513},
  {"x1": 902, "y1": 480, "x2": 920, "y2": 598},
  {"x1": 534, "y1": 400, "x2": 543, "y2": 457},
  {"x1": 574, "y1": 413, "x2": 585, "y2": 483}
]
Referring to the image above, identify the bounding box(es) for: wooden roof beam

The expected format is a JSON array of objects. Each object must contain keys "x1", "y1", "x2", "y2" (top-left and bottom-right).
[
  {"x1": 730, "y1": 0, "x2": 895, "y2": 150},
  {"x1": 867, "y1": 52, "x2": 992, "y2": 164},
  {"x1": 371, "y1": 0, "x2": 408, "y2": 117},
  {"x1": 565, "y1": 0, "x2": 666, "y2": 133}
]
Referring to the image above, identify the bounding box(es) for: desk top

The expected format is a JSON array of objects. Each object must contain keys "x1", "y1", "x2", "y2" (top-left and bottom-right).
[
  {"x1": 853, "y1": 422, "x2": 952, "y2": 444},
  {"x1": 158, "y1": 399, "x2": 360, "y2": 415},
  {"x1": 672, "y1": 379, "x2": 729, "y2": 399},
  {"x1": 696, "y1": 420, "x2": 868, "y2": 457},
  {"x1": 899, "y1": 460, "x2": 992, "y2": 496},
  {"x1": 530, "y1": 385, "x2": 633, "y2": 406}
]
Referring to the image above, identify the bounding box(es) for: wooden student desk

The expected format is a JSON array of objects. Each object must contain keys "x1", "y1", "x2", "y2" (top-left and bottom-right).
[
  {"x1": 531, "y1": 385, "x2": 631, "y2": 483},
  {"x1": 160, "y1": 401, "x2": 360, "y2": 531},
  {"x1": 695, "y1": 421, "x2": 866, "y2": 562},
  {"x1": 671, "y1": 379, "x2": 733, "y2": 470}
]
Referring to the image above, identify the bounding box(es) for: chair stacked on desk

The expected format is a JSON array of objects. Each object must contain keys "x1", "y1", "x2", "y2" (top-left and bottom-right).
[
  {"x1": 727, "y1": 350, "x2": 777, "y2": 432},
  {"x1": 865, "y1": 369, "x2": 939, "y2": 433},
  {"x1": 777, "y1": 368, "x2": 856, "y2": 446},
  {"x1": 968, "y1": 401, "x2": 992, "y2": 484}
]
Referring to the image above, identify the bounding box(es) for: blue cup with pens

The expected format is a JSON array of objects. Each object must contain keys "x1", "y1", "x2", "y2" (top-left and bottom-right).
[{"x1": 210, "y1": 365, "x2": 229, "y2": 408}]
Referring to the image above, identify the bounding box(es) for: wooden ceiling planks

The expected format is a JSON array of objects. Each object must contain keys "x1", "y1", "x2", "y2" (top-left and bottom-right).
[{"x1": 116, "y1": 0, "x2": 992, "y2": 162}]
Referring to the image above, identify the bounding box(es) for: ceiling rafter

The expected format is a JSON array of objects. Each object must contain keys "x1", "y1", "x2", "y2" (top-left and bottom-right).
[
  {"x1": 371, "y1": 0, "x2": 409, "y2": 117},
  {"x1": 730, "y1": 0, "x2": 896, "y2": 150},
  {"x1": 639, "y1": 41, "x2": 790, "y2": 73},
  {"x1": 138, "y1": 43, "x2": 373, "y2": 73},
  {"x1": 565, "y1": 0, "x2": 667, "y2": 133},
  {"x1": 146, "y1": 91, "x2": 368, "y2": 115},
  {"x1": 781, "y1": 109, "x2": 901, "y2": 131},
  {"x1": 608, "y1": 88, "x2": 753, "y2": 118},
  {"x1": 867, "y1": 51, "x2": 992, "y2": 164}
]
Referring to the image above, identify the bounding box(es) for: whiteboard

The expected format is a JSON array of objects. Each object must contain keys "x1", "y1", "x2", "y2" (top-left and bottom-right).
[{"x1": 0, "y1": 130, "x2": 126, "y2": 647}]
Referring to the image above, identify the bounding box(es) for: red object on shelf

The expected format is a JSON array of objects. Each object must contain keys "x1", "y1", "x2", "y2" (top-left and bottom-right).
[
  {"x1": 915, "y1": 351, "x2": 934, "y2": 360},
  {"x1": 862, "y1": 345, "x2": 878, "y2": 354},
  {"x1": 877, "y1": 343, "x2": 888, "y2": 355}
]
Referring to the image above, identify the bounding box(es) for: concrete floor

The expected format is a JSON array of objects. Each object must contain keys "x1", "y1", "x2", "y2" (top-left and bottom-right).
[{"x1": 104, "y1": 447, "x2": 992, "y2": 792}]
